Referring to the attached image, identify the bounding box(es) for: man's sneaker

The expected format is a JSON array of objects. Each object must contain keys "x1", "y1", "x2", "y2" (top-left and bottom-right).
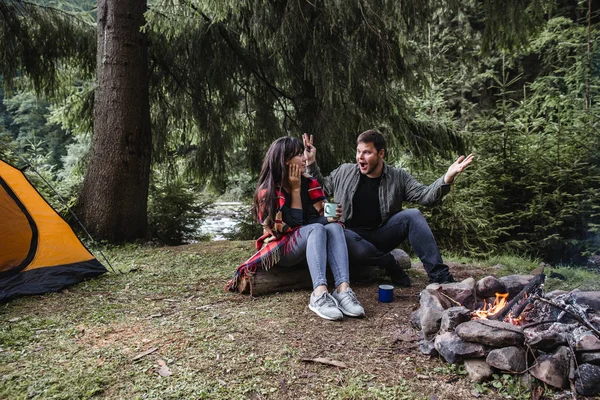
[
  {"x1": 428, "y1": 264, "x2": 455, "y2": 284},
  {"x1": 332, "y1": 288, "x2": 365, "y2": 318},
  {"x1": 390, "y1": 249, "x2": 412, "y2": 270},
  {"x1": 309, "y1": 292, "x2": 343, "y2": 321},
  {"x1": 430, "y1": 274, "x2": 455, "y2": 284}
]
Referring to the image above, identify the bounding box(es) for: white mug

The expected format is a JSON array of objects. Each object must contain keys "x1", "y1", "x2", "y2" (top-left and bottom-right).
[{"x1": 324, "y1": 202, "x2": 338, "y2": 218}]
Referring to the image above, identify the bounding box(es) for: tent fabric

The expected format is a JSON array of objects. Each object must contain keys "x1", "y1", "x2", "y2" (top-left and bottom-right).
[{"x1": 0, "y1": 159, "x2": 107, "y2": 301}]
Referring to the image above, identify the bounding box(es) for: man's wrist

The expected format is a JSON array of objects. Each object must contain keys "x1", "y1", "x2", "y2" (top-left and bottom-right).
[{"x1": 443, "y1": 173, "x2": 454, "y2": 185}]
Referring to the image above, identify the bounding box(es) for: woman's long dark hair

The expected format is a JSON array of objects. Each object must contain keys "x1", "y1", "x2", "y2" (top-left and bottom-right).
[{"x1": 253, "y1": 137, "x2": 304, "y2": 229}]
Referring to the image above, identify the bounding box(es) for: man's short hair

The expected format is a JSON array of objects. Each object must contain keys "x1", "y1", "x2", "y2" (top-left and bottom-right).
[{"x1": 357, "y1": 129, "x2": 386, "y2": 153}]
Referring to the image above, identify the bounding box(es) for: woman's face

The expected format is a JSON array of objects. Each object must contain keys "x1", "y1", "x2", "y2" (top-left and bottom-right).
[{"x1": 286, "y1": 152, "x2": 307, "y2": 174}]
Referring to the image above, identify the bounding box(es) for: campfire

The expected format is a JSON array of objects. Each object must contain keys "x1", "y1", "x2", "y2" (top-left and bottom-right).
[
  {"x1": 471, "y1": 292, "x2": 509, "y2": 320},
  {"x1": 411, "y1": 272, "x2": 600, "y2": 397}
]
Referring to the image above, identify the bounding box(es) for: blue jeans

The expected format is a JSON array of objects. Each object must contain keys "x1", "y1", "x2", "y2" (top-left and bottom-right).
[
  {"x1": 345, "y1": 208, "x2": 452, "y2": 282},
  {"x1": 278, "y1": 223, "x2": 350, "y2": 289}
]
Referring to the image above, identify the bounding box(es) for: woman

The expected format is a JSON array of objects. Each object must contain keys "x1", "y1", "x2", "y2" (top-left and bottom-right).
[{"x1": 226, "y1": 136, "x2": 365, "y2": 320}]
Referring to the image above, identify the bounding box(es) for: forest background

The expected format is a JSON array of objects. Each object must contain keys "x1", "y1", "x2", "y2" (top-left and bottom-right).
[{"x1": 1, "y1": 0, "x2": 599, "y2": 266}]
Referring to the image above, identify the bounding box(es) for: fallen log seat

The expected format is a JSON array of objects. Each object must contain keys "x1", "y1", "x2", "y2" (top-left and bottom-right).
[{"x1": 236, "y1": 249, "x2": 411, "y2": 296}]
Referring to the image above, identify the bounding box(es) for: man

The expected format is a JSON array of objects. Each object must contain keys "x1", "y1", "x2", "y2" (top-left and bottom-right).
[{"x1": 303, "y1": 129, "x2": 474, "y2": 286}]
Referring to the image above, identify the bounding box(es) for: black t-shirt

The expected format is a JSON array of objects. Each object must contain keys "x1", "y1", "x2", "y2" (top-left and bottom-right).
[{"x1": 347, "y1": 174, "x2": 382, "y2": 229}]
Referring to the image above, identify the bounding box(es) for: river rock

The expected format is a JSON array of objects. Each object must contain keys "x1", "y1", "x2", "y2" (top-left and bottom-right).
[
  {"x1": 434, "y1": 332, "x2": 488, "y2": 364},
  {"x1": 475, "y1": 276, "x2": 507, "y2": 298},
  {"x1": 524, "y1": 330, "x2": 568, "y2": 349},
  {"x1": 574, "y1": 332, "x2": 600, "y2": 351},
  {"x1": 529, "y1": 346, "x2": 571, "y2": 389},
  {"x1": 455, "y1": 319, "x2": 524, "y2": 347},
  {"x1": 439, "y1": 306, "x2": 471, "y2": 333},
  {"x1": 579, "y1": 352, "x2": 600, "y2": 365},
  {"x1": 575, "y1": 363, "x2": 600, "y2": 396},
  {"x1": 463, "y1": 359, "x2": 494, "y2": 383},
  {"x1": 499, "y1": 274, "x2": 534, "y2": 298},
  {"x1": 486, "y1": 346, "x2": 526, "y2": 372},
  {"x1": 419, "y1": 289, "x2": 450, "y2": 338},
  {"x1": 427, "y1": 278, "x2": 476, "y2": 309},
  {"x1": 419, "y1": 338, "x2": 438, "y2": 357},
  {"x1": 572, "y1": 290, "x2": 600, "y2": 311},
  {"x1": 410, "y1": 309, "x2": 422, "y2": 330}
]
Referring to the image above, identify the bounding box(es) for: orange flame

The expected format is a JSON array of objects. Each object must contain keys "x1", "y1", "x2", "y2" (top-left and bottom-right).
[{"x1": 472, "y1": 292, "x2": 509, "y2": 320}]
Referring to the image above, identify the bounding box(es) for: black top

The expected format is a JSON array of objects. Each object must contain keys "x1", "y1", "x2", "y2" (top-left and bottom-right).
[
  {"x1": 282, "y1": 177, "x2": 327, "y2": 227},
  {"x1": 346, "y1": 174, "x2": 382, "y2": 229}
]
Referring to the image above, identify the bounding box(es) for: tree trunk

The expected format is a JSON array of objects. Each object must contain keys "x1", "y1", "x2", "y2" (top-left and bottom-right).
[{"x1": 79, "y1": 0, "x2": 151, "y2": 243}]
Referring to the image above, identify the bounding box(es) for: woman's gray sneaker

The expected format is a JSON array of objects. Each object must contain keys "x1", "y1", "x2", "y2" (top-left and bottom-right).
[
  {"x1": 332, "y1": 288, "x2": 365, "y2": 318},
  {"x1": 309, "y1": 292, "x2": 343, "y2": 321}
]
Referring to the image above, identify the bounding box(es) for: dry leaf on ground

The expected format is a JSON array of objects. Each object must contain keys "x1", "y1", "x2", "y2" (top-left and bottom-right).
[{"x1": 157, "y1": 359, "x2": 172, "y2": 377}]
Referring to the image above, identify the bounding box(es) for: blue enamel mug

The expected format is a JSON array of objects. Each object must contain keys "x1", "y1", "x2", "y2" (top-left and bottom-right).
[{"x1": 378, "y1": 284, "x2": 394, "y2": 303}]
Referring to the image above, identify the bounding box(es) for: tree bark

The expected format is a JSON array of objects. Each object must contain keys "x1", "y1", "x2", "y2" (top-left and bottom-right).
[{"x1": 79, "y1": 0, "x2": 151, "y2": 243}]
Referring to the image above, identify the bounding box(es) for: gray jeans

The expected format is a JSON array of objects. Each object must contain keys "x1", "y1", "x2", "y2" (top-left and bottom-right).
[{"x1": 278, "y1": 223, "x2": 350, "y2": 289}]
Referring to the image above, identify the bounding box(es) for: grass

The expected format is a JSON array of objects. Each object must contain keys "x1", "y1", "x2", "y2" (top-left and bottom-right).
[{"x1": 1, "y1": 241, "x2": 598, "y2": 399}]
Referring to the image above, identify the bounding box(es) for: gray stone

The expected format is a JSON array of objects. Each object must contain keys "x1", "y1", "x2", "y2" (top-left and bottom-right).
[
  {"x1": 426, "y1": 278, "x2": 476, "y2": 309},
  {"x1": 545, "y1": 290, "x2": 568, "y2": 299},
  {"x1": 529, "y1": 346, "x2": 571, "y2": 389},
  {"x1": 419, "y1": 339, "x2": 438, "y2": 357},
  {"x1": 463, "y1": 359, "x2": 494, "y2": 383},
  {"x1": 575, "y1": 363, "x2": 600, "y2": 396},
  {"x1": 419, "y1": 289, "x2": 449, "y2": 339},
  {"x1": 434, "y1": 332, "x2": 488, "y2": 364},
  {"x1": 455, "y1": 319, "x2": 525, "y2": 347},
  {"x1": 475, "y1": 276, "x2": 507, "y2": 298},
  {"x1": 419, "y1": 289, "x2": 452, "y2": 311},
  {"x1": 572, "y1": 291, "x2": 600, "y2": 311},
  {"x1": 525, "y1": 331, "x2": 568, "y2": 350},
  {"x1": 410, "y1": 309, "x2": 422, "y2": 330},
  {"x1": 486, "y1": 346, "x2": 527, "y2": 372},
  {"x1": 574, "y1": 332, "x2": 600, "y2": 351},
  {"x1": 499, "y1": 274, "x2": 534, "y2": 298},
  {"x1": 439, "y1": 306, "x2": 471, "y2": 333},
  {"x1": 421, "y1": 307, "x2": 443, "y2": 339},
  {"x1": 579, "y1": 351, "x2": 600, "y2": 365}
]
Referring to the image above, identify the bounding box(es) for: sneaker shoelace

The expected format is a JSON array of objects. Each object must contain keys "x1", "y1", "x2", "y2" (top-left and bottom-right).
[
  {"x1": 341, "y1": 290, "x2": 359, "y2": 305},
  {"x1": 315, "y1": 293, "x2": 336, "y2": 308}
]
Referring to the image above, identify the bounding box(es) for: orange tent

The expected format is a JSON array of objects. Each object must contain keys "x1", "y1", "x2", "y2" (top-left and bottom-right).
[{"x1": 0, "y1": 159, "x2": 106, "y2": 301}]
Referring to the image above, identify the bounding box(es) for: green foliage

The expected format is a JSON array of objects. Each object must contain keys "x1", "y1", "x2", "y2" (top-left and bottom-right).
[
  {"x1": 0, "y1": 0, "x2": 95, "y2": 96},
  {"x1": 418, "y1": 8, "x2": 600, "y2": 263},
  {"x1": 145, "y1": 0, "x2": 465, "y2": 187},
  {"x1": 473, "y1": 373, "x2": 530, "y2": 399},
  {"x1": 147, "y1": 178, "x2": 211, "y2": 245},
  {"x1": 2, "y1": 90, "x2": 72, "y2": 169}
]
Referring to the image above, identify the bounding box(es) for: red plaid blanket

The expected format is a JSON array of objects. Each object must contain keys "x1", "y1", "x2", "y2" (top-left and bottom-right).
[{"x1": 225, "y1": 176, "x2": 326, "y2": 292}]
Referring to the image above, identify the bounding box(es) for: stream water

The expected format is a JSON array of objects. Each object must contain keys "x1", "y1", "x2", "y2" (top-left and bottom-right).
[{"x1": 199, "y1": 201, "x2": 243, "y2": 240}]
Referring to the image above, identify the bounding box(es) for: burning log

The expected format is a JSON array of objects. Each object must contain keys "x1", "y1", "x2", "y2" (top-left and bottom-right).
[{"x1": 488, "y1": 274, "x2": 545, "y2": 322}]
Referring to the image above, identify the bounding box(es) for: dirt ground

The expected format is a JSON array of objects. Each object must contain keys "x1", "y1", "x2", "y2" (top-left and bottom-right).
[{"x1": 2, "y1": 242, "x2": 595, "y2": 399}]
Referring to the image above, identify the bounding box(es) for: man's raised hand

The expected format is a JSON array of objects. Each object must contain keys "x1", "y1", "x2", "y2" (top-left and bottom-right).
[
  {"x1": 444, "y1": 153, "x2": 475, "y2": 184},
  {"x1": 303, "y1": 133, "x2": 316, "y2": 165}
]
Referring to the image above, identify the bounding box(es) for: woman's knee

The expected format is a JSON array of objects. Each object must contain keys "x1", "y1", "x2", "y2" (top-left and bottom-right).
[
  {"x1": 324, "y1": 222, "x2": 344, "y2": 236},
  {"x1": 305, "y1": 223, "x2": 327, "y2": 239}
]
